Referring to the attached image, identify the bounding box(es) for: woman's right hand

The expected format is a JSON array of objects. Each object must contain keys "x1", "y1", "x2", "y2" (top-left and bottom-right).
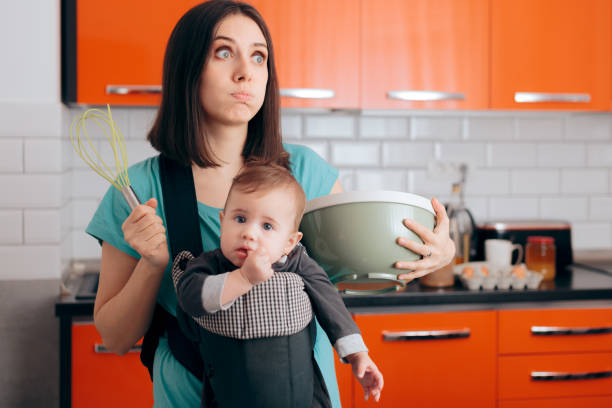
[{"x1": 121, "y1": 198, "x2": 169, "y2": 270}]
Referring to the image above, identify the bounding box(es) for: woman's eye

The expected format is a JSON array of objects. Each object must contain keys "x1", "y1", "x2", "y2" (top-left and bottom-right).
[
  {"x1": 252, "y1": 54, "x2": 265, "y2": 64},
  {"x1": 263, "y1": 223, "x2": 273, "y2": 231},
  {"x1": 234, "y1": 215, "x2": 245, "y2": 223},
  {"x1": 216, "y1": 49, "x2": 231, "y2": 59}
]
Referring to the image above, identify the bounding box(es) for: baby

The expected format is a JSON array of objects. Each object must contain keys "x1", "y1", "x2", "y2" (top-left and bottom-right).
[{"x1": 173, "y1": 161, "x2": 383, "y2": 407}]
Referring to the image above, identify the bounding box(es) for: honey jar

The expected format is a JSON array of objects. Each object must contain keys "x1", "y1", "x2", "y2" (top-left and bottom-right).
[{"x1": 525, "y1": 236, "x2": 556, "y2": 281}]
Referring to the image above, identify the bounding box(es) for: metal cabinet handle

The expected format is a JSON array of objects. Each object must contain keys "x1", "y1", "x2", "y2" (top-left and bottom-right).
[
  {"x1": 279, "y1": 88, "x2": 335, "y2": 99},
  {"x1": 514, "y1": 92, "x2": 591, "y2": 103},
  {"x1": 106, "y1": 85, "x2": 162, "y2": 95},
  {"x1": 531, "y1": 370, "x2": 612, "y2": 381},
  {"x1": 531, "y1": 326, "x2": 612, "y2": 336},
  {"x1": 382, "y1": 328, "x2": 470, "y2": 341},
  {"x1": 94, "y1": 344, "x2": 142, "y2": 353},
  {"x1": 387, "y1": 90, "x2": 465, "y2": 101}
]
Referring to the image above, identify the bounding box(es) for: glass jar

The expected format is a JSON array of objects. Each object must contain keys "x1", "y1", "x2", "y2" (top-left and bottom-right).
[{"x1": 525, "y1": 236, "x2": 556, "y2": 281}]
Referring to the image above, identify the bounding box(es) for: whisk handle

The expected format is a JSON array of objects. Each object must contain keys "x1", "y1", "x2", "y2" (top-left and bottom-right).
[{"x1": 120, "y1": 186, "x2": 141, "y2": 211}]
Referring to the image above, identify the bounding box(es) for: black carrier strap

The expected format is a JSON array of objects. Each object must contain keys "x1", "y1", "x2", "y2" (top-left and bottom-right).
[{"x1": 140, "y1": 155, "x2": 205, "y2": 381}]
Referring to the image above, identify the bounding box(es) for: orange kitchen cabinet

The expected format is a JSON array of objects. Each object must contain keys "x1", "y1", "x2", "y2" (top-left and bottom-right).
[
  {"x1": 499, "y1": 395, "x2": 612, "y2": 408},
  {"x1": 335, "y1": 352, "x2": 354, "y2": 408},
  {"x1": 72, "y1": 323, "x2": 153, "y2": 408},
  {"x1": 491, "y1": 0, "x2": 611, "y2": 110},
  {"x1": 498, "y1": 308, "x2": 612, "y2": 355},
  {"x1": 498, "y1": 352, "x2": 612, "y2": 400},
  {"x1": 251, "y1": 0, "x2": 360, "y2": 109},
  {"x1": 351, "y1": 310, "x2": 496, "y2": 407},
  {"x1": 71, "y1": 0, "x2": 200, "y2": 106},
  {"x1": 360, "y1": 0, "x2": 489, "y2": 110}
]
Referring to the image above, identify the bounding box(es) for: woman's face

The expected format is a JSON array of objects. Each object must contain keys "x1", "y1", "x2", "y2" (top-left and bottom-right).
[{"x1": 200, "y1": 14, "x2": 269, "y2": 127}]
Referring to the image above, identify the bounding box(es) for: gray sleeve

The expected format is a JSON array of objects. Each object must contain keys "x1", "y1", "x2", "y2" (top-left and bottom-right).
[
  {"x1": 201, "y1": 272, "x2": 237, "y2": 313},
  {"x1": 334, "y1": 333, "x2": 368, "y2": 362}
]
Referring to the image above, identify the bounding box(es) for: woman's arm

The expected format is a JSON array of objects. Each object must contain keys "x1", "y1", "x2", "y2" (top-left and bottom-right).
[{"x1": 93, "y1": 198, "x2": 169, "y2": 355}]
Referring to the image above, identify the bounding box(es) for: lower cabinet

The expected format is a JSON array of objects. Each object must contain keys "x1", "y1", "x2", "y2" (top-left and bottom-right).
[
  {"x1": 71, "y1": 322, "x2": 153, "y2": 408},
  {"x1": 348, "y1": 310, "x2": 497, "y2": 407},
  {"x1": 499, "y1": 396, "x2": 612, "y2": 408}
]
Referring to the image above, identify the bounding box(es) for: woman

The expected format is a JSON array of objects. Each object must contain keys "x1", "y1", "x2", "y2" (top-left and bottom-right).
[{"x1": 87, "y1": 1, "x2": 455, "y2": 406}]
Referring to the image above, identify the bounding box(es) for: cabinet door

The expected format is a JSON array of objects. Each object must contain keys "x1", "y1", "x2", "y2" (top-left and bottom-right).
[
  {"x1": 335, "y1": 353, "x2": 354, "y2": 408},
  {"x1": 361, "y1": 0, "x2": 489, "y2": 110},
  {"x1": 72, "y1": 323, "x2": 153, "y2": 407},
  {"x1": 75, "y1": 0, "x2": 200, "y2": 106},
  {"x1": 352, "y1": 310, "x2": 496, "y2": 407},
  {"x1": 252, "y1": 0, "x2": 360, "y2": 109},
  {"x1": 491, "y1": 0, "x2": 611, "y2": 110},
  {"x1": 500, "y1": 396, "x2": 612, "y2": 408}
]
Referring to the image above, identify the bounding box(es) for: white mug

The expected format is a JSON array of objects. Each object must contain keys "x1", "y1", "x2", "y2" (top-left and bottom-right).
[{"x1": 485, "y1": 239, "x2": 523, "y2": 266}]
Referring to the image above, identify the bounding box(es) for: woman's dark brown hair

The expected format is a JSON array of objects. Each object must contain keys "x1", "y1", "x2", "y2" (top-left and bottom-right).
[{"x1": 147, "y1": 0, "x2": 289, "y2": 169}]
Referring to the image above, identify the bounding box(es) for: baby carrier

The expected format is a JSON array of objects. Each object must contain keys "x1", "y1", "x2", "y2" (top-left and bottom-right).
[{"x1": 140, "y1": 155, "x2": 331, "y2": 408}]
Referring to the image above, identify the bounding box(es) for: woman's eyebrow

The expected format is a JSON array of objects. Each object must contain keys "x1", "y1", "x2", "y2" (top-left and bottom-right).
[{"x1": 213, "y1": 35, "x2": 267, "y2": 49}]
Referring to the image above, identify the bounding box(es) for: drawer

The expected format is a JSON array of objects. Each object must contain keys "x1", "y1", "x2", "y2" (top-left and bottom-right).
[
  {"x1": 72, "y1": 323, "x2": 153, "y2": 408},
  {"x1": 498, "y1": 352, "x2": 612, "y2": 400},
  {"x1": 498, "y1": 308, "x2": 612, "y2": 354},
  {"x1": 500, "y1": 395, "x2": 612, "y2": 408}
]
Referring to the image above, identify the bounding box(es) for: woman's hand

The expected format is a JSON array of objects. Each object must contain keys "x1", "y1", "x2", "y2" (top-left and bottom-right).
[
  {"x1": 121, "y1": 198, "x2": 169, "y2": 270},
  {"x1": 394, "y1": 197, "x2": 455, "y2": 281}
]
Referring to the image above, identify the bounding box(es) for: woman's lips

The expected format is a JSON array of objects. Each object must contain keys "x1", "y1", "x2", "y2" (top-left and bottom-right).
[{"x1": 231, "y1": 92, "x2": 252, "y2": 102}]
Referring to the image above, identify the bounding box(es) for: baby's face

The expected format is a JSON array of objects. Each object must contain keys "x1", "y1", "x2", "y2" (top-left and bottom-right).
[{"x1": 219, "y1": 187, "x2": 301, "y2": 267}]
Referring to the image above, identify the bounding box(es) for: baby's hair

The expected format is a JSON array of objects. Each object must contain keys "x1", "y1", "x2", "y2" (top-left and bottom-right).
[{"x1": 227, "y1": 159, "x2": 306, "y2": 230}]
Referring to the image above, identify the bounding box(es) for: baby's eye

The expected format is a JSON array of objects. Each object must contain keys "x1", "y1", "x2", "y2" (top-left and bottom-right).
[
  {"x1": 263, "y1": 223, "x2": 273, "y2": 231},
  {"x1": 216, "y1": 48, "x2": 231, "y2": 59},
  {"x1": 252, "y1": 53, "x2": 265, "y2": 64},
  {"x1": 234, "y1": 215, "x2": 246, "y2": 223}
]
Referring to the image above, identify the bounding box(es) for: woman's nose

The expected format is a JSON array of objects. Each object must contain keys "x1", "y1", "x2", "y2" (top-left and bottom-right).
[{"x1": 233, "y1": 54, "x2": 252, "y2": 82}]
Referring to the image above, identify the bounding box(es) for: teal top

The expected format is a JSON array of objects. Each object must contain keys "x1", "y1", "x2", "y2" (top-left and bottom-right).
[{"x1": 86, "y1": 143, "x2": 342, "y2": 408}]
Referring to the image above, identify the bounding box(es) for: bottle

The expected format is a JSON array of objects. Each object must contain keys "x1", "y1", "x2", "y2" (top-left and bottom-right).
[
  {"x1": 445, "y1": 167, "x2": 476, "y2": 264},
  {"x1": 525, "y1": 236, "x2": 556, "y2": 281}
]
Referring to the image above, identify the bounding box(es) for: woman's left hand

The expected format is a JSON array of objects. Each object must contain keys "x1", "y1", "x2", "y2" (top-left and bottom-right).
[{"x1": 394, "y1": 197, "x2": 455, "y2": 281}]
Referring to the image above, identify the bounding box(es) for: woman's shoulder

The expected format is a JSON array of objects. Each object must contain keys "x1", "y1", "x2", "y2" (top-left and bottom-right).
[{"x1": 283, "y1": 143, "x2": 338, "y2": 200}]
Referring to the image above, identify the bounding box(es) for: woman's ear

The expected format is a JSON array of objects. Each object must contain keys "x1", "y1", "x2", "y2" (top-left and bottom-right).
[{"x1": 284, "y1": 231, "x2": 303, "y2": 254}]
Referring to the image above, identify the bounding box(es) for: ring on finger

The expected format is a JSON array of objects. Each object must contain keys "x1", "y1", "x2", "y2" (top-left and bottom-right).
[{"x1": 424, "y1": 245, "x2": 432, "y2": 257}]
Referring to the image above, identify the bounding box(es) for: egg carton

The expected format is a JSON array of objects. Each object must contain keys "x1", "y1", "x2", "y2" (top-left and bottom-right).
[{"x1": 453, "y1": 262, "x2": 543, "y2": 291}]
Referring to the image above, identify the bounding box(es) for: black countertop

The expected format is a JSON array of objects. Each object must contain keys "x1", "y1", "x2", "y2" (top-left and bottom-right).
[{"x1": 55, "y1": 264, "x2": 612, "y2": 318}]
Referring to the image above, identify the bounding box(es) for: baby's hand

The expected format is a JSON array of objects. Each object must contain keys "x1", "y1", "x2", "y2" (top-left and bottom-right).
[
  {"x1": 346, "y1": 351, "x2": 384, "y2": 402},
  {"x1": 239, "y1": 247, "x2": 274, "y2": 285}
]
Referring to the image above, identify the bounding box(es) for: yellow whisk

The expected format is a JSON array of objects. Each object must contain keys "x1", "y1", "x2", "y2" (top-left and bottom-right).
[{"x1": 70, "y1": 104, "x2": 140, "y2": 210}]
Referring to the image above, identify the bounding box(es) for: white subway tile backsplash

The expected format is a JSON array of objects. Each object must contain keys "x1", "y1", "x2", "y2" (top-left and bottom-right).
[
  {"x1": 587, "y1": 143, "x2": 612, "y2": 167},
  {"x1": 561, "y1": 169, "x2": 608, "y2": 194},
  {"x1": 511, "y1": 170, "x2": 559, "y2": 194},
  {"x1": 128, "y1": 108, "x2": 156, "y2": 140},
  {"x1": 537, "y1": 143, "x2": 585, "y2": 168},
  {"x1": 355, "y1": 170, "x2": 406, "y2": 191},
  {"x1": 539, "y1": 197, "x2": 588, "y2": 222},
  {"x1": 0, "y1": 102, "x2": 62, "y2": 138},
  {"x1": 464, "y1": 170, "x2": 510, "y2": 195},
  {"x1": 465, "y1": 117, "x2": 514, "y2": 140},
  {"x1": 489, "y1": 197, "x2": 539, "y2": 219},
  {"x1": 0, "y1": 245, "x2": 61, "y2": 279},
  {"x1": 516, "y1": 117, "x2": 563, "y2": 140},
  {"x1": 331, "y1": 142, "x2": 379, "y2": 167},
  {"x1": 289, "y1": 141, "x2": 328, "y2": 161},
  {"x1": 24, "y1": 210, "x2": 60, "y2": 244},
  {"x1": 412, "y1": 117, "x2": 462, "y2": 140},
  {"x1": 0, "y1": 175, "x2": 62, "y2": 208},
  {"x1": 71, "y1": 199, "x2": 99, "y2": 229},
  {"x1": 359, "y1": 117, "x2": 409, "y2": 139},
  {"x1": 0, "y1": 140, "x2": 23, "y2": 172},
  {"x1": 571, "y1": 222, "x2": 612, "y2": 250},
  {"x1": 589, "y1": 196, "x2": 612, "y2": 221},
  {"x1": 463, "y1": 196, "x2": 489, "y2": 222},
  {"x1": 409, "y1": 170, "x2": 453, "y2": 196},
  {"x1": 337, "y1": 169, "x2": 355, "y2": 191},
  {"x1": 24, "y1": 139, "x2": 62, "y2": 173},
  {"x1": 71, "y1": 170, "x2": 110, "y2": 199},
  {"x1": 488, "y1": 143, "x2": 536, "y2": 168},
  {"x1": 436, "y1": 143, "x2": 487, "y2": 167},
  {"x1": 566, "y1": 114, "x2": 611, "y2": 141},
  {"x1": 305, "y1": 115, "x2": 354, "y2": 138},
  {"x1": 0, "y1": 210, "x2": 22, "y2": 244},
  {"x1": 281, "y1": 115, "x2": 302, "y2": 139},
  {"x1": 73, "y1": 230, "x2": 102, "y2": 259},
  {"x1": 382, "y1": 142, "x2": 434, "y2": 167}
]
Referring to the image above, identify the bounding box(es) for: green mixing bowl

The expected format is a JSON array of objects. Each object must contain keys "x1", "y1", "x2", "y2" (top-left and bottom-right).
[{"x1": 300, "y1": 191, "x2": 435, "y2": 294}]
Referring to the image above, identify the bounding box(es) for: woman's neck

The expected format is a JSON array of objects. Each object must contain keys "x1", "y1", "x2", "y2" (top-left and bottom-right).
[{"x1": 203, "y1": 122, "x2": 247, "y2": 166}]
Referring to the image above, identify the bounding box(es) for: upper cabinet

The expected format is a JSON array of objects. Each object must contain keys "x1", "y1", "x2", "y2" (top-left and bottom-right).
[
  {"x1": 491, "y1": 0, "x2": 611, "y2": 110},
  {"x1": 360, "y1": 0, "x2": 489, "y2": 110},
  {"x1": 253, "y1": 0, "x2": 360, "y2": 109}
]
